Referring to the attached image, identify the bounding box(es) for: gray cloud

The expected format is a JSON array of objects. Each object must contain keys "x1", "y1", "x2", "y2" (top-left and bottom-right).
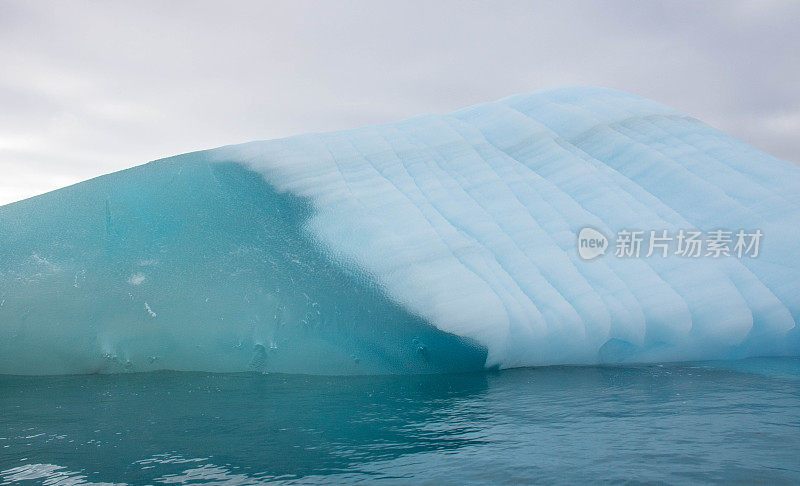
[{"x1": 1, "y1": 0, "x2": 798, "y2": 204}]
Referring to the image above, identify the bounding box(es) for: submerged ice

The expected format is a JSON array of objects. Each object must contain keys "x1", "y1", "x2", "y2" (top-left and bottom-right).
[{"x1": 1, "y1": 86, "x2": 799, "y2": 375}]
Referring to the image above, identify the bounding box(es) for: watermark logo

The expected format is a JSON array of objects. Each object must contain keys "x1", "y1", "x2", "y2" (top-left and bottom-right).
[
  {"x1": 578, "y1": 227, "x2": 762, "y2": 260},
  {"x1": 578, "y1": 227, "x2": 608, "y2": 260}
]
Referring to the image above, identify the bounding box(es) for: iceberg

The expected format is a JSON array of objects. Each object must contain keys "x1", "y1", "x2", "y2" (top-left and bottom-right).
[{"x1": 1, "y1": 86, "x2": 798, "y2": 375}]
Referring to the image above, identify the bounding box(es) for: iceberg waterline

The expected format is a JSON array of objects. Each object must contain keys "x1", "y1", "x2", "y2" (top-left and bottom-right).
[{"x1": 1, "y1": 86, "x2": 799, "y2": 375}]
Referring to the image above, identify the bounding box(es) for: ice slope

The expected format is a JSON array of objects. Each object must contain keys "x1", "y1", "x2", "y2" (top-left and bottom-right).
[{"x1": 1, "y1": 86, "x2": 799, "y2": 375}]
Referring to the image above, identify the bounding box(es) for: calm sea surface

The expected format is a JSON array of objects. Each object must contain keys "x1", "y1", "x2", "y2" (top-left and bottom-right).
[{"x1": 1, "y1": 359, "x2": 799, "y2": 485}]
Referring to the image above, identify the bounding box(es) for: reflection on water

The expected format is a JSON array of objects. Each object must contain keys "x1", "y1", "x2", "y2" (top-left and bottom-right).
[{"x1": 1, "y1": 359, "x2": 799, "y2": 484}]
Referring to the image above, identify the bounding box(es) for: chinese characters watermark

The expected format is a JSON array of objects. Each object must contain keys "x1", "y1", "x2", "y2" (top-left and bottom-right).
[{"x1": 577, "y1": 227, "x2": 762, "y2": 260}]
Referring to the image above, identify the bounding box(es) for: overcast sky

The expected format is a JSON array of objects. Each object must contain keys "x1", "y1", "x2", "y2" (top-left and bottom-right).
[{"x1": 1, "y1": 0, "x2": 798, "y2": 205}]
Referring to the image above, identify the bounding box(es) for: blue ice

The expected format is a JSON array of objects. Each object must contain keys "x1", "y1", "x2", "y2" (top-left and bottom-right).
[{"x1": 1, "y1": 87, "x2": 798, "y2": 375}]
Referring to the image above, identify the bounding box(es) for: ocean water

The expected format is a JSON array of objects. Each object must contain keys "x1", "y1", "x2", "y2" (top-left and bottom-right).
[{"x1": 1, "y1": 359, "x2": 799, "y2": 485}]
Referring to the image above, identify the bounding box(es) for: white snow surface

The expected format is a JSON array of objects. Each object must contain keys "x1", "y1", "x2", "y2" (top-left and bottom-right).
[{"x1": 216, "y1": 87, "x2": 800, "y2": 368}]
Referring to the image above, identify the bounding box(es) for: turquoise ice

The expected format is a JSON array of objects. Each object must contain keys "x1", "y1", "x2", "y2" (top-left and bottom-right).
[{"x1": 1, "y1": 87, "x2": 799, "y2": 375}]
